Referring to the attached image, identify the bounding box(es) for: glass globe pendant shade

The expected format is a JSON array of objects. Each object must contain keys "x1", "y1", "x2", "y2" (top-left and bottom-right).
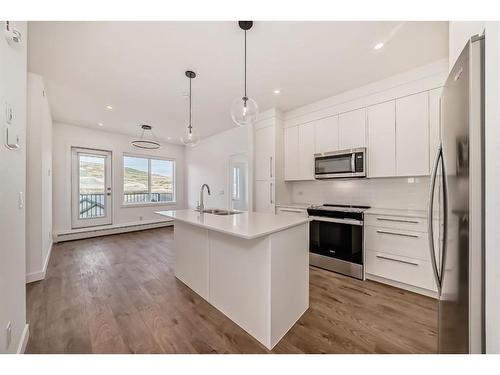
[
  {"x1": 230, "y1": 96, "x2": 258, "y2": 127},
  {"x1": 181, "y1": 126, "x2": 200, "y2": 147}
]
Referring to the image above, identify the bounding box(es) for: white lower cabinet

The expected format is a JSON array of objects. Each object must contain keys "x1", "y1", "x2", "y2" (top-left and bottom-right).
[
  {"x1": 255, "y1": 180, "x2": 274, "y2": 213},
  {"x1": 276, "y1": 206, "x2": 308, "y2": 217},
  {"x1": 365, "y1": 211, "x2": 438, "y2": 296}
]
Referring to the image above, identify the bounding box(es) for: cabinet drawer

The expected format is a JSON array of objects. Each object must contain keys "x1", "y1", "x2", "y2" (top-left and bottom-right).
[
  {"x1": 365, "y1": 214, "x2": 427, "y2": 232},
  {"x1": 365, "y1": 226, "x2": 430, "y2": 261},
  {"x1": 365, "y1": 250, "x2": 436, "y2": 292},
  {"x1": 276, "y1": 207, "x2": 308, "y2": 217}
]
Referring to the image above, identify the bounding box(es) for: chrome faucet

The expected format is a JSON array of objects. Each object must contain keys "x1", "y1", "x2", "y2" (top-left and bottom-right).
[{"x1": 197, "y1": 184, "x2": 211, "y2": 212}]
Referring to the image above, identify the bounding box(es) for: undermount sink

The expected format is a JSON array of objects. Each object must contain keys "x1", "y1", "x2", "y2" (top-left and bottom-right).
[{"x1": 198, "y1": 209, "x2": 242, "y2": 216}]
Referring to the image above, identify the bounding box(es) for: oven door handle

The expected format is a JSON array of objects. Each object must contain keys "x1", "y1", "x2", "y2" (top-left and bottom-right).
[
  {"x1": 309, "y1": 216, "x2": 363, "y2": 226},
  {"x1": 351, "y1": 153, "x2": 356, "y2": 172}
]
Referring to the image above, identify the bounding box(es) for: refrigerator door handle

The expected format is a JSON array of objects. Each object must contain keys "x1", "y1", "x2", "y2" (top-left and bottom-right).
[
  {"x1": 428, "y1": 144, "x2": 442, "y2": 294},
  {"x1": 439, "y1": 150, "x2": 449, "y2": 284}
]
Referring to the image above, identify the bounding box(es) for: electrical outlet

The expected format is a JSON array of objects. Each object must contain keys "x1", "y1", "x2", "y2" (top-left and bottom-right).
[
  {"x1": 5, "y1": 321, "x2": 12, "y2": 349},
  {"x1": 219, "y1": 190, "x2": 224, "y2": 195},
  {"x1": 298, "y1": 191, "x2": 304, "y2": 196},
  {"x1": 18, "y1": 191, "x2": 23, "y2": 209},
  {"x1": 139, "y1": 216, "x2": 143, "y2": 221}
]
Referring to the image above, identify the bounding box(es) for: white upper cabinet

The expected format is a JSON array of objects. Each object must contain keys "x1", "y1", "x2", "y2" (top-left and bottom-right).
[
  {"x1": 284, "y1": 126, "x2": 299, "y2": 180},
  {"x1": 396, "y1": 92, "x2": 430, "y2": 176},
  {"x1": 367, "y1": 101, "x2": 396, "y2": 178},
  {"x1": 298, "y1": 122, "x2": 315, "y2": 180},
  {"x1": 428, "y1": 88, "x2": 442, "y2": 170},
  {"x1": 254, "y1": 125, "x2": 275, "y2": 181},
  {"x1": 284, "y1": 123, "x2": 315, "y2": 181},
  {"x1": 314, "y1": 115, "x2": 339, "y2": 154},
  {"x1": 338, "y1": 108, "x2": 366, "y2": 150}
]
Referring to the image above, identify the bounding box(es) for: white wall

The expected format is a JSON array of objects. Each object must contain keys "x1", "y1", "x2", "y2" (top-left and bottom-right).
[
  {"x1": 0, "y1": 21, "x2": 28, "y2": 353},
  {"x1": 485, "y1": 21, "x2": 500, "y2": 354},
  {"x1": 52, "y1": 122, "x2": 186, "y2": 234},
  {"x1": 26, "y1": 73, "x2": 53, "y2": 282},
  {"x1": 449, "y1": 21, "x2": 485, "y2": 70},
  {"x1": 185, "y1": 126, "x2": 250, "y2": 210}
]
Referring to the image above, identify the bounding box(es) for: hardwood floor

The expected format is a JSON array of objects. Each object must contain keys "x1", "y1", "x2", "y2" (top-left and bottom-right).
[{"x1": 26, "y1": 227, "x2": 437, "y2": 354}]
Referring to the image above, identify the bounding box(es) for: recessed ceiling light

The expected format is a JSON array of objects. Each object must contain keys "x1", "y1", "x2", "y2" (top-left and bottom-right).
[
  {"x1": 167, "y1": 137, "x2": 172, "y2": 140},
  {"x1": 273, "y1": 89, "x2": 281, "y2": 94},
  {"x1": 374, "y1": 42, "x2": 384, "y2": 50},
  {"x1": 97, "y1": 122, "x2": 104, "y2": 127},
  {"x1": 105, "y1": 105, "x2": 113, "y2": 110}
]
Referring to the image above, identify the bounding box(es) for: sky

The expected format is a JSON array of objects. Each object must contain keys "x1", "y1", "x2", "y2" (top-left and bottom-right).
[{"x1": 124, "y1": 156, "x2": 173, "y2": 176}]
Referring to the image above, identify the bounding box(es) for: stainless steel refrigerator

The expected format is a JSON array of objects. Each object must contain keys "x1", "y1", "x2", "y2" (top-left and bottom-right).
[{"x1": 428, "y1": 35, "x2": 485, "y2": 354}]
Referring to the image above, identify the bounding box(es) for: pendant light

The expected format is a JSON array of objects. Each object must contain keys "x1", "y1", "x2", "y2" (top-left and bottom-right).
[
  {"x1": 230, "y1": 21, "x2": 258, "y2": 127},
  {"x1": 131, "y1": 124, "x2": 160, "y2": 149},
  {"x1": 181, "y1": 70, "x2": 200, "y2": 147}
]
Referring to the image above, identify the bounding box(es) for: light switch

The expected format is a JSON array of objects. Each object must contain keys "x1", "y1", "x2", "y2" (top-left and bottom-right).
[{"x1": 18, "y1": 191, "x2": 24, "y2": 209}]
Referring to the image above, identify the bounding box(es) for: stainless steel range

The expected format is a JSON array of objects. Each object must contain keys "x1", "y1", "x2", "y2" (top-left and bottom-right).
[{"x1": 307, "y1": 204, "x2": 370, "y2": 279}]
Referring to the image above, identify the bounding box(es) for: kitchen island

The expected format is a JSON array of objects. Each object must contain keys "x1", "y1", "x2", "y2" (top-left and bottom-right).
[{"x1": 155, "y1": 209, "x2": 310, "y2": 350}]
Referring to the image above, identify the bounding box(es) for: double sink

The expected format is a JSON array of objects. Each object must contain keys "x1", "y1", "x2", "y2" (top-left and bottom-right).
[{"x1": 198, "y1": 209, "x2": 243, "y2": 216}]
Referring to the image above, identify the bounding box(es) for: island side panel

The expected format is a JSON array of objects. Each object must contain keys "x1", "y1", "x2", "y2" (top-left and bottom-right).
[
  {"x1": 270, "y1": 222, "x2": 309, "y2": 348},
  {"x1": 174, "y1": 220, "x2": 210, "y2": 300},
  {"x1": 208, "y1": 231, "x2": 271, "y2": 349}
]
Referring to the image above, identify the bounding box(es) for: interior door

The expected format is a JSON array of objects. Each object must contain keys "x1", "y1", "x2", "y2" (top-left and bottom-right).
[
  {"x1": 229, "y1": 153, "x2": 248, "y2": 211},
  {"x1": 71, "y1": 148, "x2": 112, "y2": 228}
]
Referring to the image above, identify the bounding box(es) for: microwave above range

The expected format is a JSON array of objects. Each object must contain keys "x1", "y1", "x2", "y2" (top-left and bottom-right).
[{"x1": 314, "y1": 147, "x2": 366, "y2": 179}]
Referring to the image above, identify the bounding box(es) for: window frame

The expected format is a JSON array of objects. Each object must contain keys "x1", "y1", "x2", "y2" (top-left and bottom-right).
[{"x1": 122, "y1": 152, "x2": 176, "y2": 207}]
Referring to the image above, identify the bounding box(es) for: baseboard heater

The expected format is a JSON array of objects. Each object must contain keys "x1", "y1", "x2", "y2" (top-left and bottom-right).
[{"x1": 54, "y1": 220, "x2": 174, "y2": 243}]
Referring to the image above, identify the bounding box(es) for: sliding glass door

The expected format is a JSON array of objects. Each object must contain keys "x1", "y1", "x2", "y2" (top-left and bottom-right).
[{"x1": 71, "y1": 148, "x2": 112, "y2": 228}]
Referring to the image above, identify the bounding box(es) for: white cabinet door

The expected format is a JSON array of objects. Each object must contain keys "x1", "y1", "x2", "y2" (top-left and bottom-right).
[
  {"x1": 314, "y1": 115, "x2": 339, "y2": 153},
  {"x1": 429, "y1": 88, "x2": 442, "y2": 170},
  {"x1": 284, "y1": 126, "x2": 299, "y2": 180},
  {"x1": 396, "y1": 92, "x2": 430, "y2": 176},
  {"x1": 338, "y1": 108, "x2": 366, "y2": 150},
  {"x1": 254, "y1": 126, "x2": 275, "y2": 181},
  {"x1": 255, "y1": 180, "x2": 274, "y2": 213},
  {"x1": 367, "y1": 101, "x2": 396, "y2": 177},
  {"x1": 298, "y1": 122, "x2": 315, "y2": 180}
]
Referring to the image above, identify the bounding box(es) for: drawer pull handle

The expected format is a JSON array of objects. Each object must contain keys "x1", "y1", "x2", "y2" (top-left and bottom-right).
[
  {"x1": 376, "y1": 254, "x2": 420, "y2": 266},
  {"x1": 376, "y1": 217, "x2": 420, "y2": 224},
  {"x1": 376, "y1": 230, "x2": 419, "y2": 238},
  {"x1": 279, "y1": 209, "x2": 304, "y2": 213}
]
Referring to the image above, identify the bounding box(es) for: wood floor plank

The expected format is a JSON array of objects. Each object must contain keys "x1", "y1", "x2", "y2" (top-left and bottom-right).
[{"x1": 26, "y1": 227, "x2": 437, "y2": 354}]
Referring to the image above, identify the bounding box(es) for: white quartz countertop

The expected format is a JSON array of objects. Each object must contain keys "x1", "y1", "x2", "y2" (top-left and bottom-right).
[{"x1": 155, "y1": 209, "x2": 310, "y2": 240}]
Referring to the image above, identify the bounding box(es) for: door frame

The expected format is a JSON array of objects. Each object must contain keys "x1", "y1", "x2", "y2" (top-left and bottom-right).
[{"x1": 71, "y1": 147, "x2": 113, "y2": 229}]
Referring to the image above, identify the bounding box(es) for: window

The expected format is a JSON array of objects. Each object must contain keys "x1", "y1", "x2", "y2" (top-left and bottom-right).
[
  {"x1": 123, "y1": 155, "x2": 175, "y2": 204},
  {"x1": 232, "y1": 166, "x2": 241, "y2": 200}
]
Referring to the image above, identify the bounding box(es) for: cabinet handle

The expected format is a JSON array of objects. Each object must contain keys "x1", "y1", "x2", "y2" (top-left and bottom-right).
[
  {"x1": 270, "y1": 182, "x2": 273, "y2": 204},
  {"x1": 376, "y1": 217, "x2": 420, "y2": 224},
  {"x1": 279, "y1": 208, "x2": 304, "y2": 213},
  {"x1": 270, "y1": 156, "x2": 273, "y2": 178},
  {"x1": 376, "y1": 254, "x2": 420, "y2": 266},
  {"x1": 376, "y1": 229, "x2": 419, "y2": 238}
]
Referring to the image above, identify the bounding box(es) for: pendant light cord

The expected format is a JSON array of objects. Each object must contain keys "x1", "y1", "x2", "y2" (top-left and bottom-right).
[
  {"x1": 244, "y1": 29, "x2": 247, "y2": 99},
  {"x1": 189, "y1": 76, "x2": 192, "y2": 132}
]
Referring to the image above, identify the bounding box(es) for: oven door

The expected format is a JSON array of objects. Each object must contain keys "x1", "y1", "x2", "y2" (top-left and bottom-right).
[{"x1": 309, "y1": 218, "x2": 363, "y2": 265}]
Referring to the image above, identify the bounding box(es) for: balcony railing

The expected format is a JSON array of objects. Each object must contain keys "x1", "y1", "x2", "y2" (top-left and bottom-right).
[{"x1": 79, "y1": 192, "x2": 174, "y2": 218}]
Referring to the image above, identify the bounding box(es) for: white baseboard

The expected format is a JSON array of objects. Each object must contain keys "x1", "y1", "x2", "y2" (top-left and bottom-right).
[
  {"x1": 366, "y1": 273, "x2": 438, "y2": 299},
  {"x1": 54, "y1": 219, "x2": 173, "y2": 243},
  {"x1": 16, "y1": 324, "x2": 29, "y2": 354},
  {"x1": 26, "y1": 240, "x2": 53, "y2": 284}
]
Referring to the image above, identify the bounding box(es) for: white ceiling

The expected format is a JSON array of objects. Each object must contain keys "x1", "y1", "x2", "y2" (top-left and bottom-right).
[{"x1": 28, "y1": 21, "x2": 448, "y2": 144}]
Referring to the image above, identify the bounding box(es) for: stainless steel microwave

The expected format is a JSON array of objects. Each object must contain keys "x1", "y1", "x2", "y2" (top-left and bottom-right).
[{"x1": 314, "y1": 147, "x2": 366, "y2": 179}]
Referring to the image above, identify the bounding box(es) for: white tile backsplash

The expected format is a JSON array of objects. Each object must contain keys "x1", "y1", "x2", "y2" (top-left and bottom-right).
[{"x1": 289, "y1": 177, "x2": 430, "y2": 210}]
